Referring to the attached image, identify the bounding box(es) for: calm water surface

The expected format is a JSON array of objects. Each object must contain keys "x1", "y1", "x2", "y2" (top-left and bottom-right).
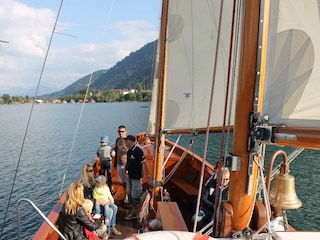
[
  {"x1": 0, "y1": 102, "x2": 319, "y2": 239},
  {"x1": 0, "y1": 102, "x2": 150, "y2": 239}
]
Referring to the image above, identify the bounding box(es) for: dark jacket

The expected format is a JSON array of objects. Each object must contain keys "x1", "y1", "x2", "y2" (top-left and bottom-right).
[
  {"x1": 126, "y1": 144, "x2": 146, "y2": 179},
  {"x1": 83, "y1": 183, "x2": 95, "y2": 202},
  {"x1": 58, "y1": 204, "x2": 101, "y2": 240},
  {"x1": 201, "y1": 176, "x2": 229, "y2": 212}
]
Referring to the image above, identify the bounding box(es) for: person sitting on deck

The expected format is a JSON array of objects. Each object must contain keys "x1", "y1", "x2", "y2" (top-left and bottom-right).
[
  {"x1": 80, "y1": 163, "x2": 96, "y2": 201},
  {"x1": 82, "y1": 199, "x2": 109, "y2": 240},
  {"x1": 58, "y1": 182, "x2": 102, "y2": 240},
  {"x1": 192, "y1": 167, "x2": 230, "y2": 230},
  {"x1": 93, "y1": 175, "x2": 121, "y2": 236}
]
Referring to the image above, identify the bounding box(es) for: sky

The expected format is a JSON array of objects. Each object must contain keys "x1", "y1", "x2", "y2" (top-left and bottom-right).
[{"x1": 0, "y1": 0, "x2": 162, "y2": 96}]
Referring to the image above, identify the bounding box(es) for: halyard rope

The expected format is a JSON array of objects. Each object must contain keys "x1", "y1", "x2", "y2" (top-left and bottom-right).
[{"x1": 0, "y1": 1, "x2": 65, "y2": 238}]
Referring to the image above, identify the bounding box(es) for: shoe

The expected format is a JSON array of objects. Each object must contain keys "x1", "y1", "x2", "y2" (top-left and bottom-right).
[
  {"x1": 92, "y1": 214, "x2": 101, "y2": 219},
  {"x1": 125, "y1": 212, "x2": 137, "y2": 221},
  {"x1": 111, "y1": 227, "x2": 121, "y2": 236}
]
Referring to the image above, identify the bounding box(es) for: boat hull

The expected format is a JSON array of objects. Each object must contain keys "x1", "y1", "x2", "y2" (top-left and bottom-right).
[{"x1": 123, "y1": 231, "x2": 216, "y2": 240}]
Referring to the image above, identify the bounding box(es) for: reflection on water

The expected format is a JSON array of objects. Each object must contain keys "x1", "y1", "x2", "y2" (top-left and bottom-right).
[{"x1": 0, "y1": 102, "x2": 319, "y2": 239}]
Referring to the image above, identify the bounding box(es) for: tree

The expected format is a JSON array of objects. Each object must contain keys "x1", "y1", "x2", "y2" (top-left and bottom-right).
[{"x1": 2, "y1": 94, "x2": 11, "y2": 104}]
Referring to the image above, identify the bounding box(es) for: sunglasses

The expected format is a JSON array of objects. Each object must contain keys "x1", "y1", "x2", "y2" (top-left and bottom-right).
[
  {"x1": 118, "y1": 130, "x2": 126, "y2": 133},
  {"x1": 87, "y1": 169, "x2": 93, "y2": 172}
]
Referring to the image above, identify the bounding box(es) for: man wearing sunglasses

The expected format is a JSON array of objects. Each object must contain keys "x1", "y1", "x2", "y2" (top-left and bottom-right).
[{"x1": 114, "y1": 125, "x2": 129, "y2": 206}]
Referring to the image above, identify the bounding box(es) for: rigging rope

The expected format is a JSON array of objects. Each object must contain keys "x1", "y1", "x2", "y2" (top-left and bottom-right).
[
  {"x1": 256, "y1": 147, "x2": 305, "y2": 194},
  {"x1": 195, "y1": 0, "x2": 240, "y2": 235},
  {"x1": 252, "y1": 154, "x2": 273, "y2": 236},
  {"x1": 0, "y1": 1, "x2": 65, "y2": 238},
  {"x1": 193, "y1": 0, "x2": 226, "y2": 231},
  {"x1": 163, "y1": 135, "x2": 197, "y2": 184},
  {"x1": 1, "y1": 1, "x2": 119, "y2": 238},
  {"x1": 212, "y1": 5, "x2": 241, "y2": 233},
  {"x1": 270, "y1": 148, "x2": 304, "y2": 180},
  {"x1": 162, "y1": 134, "x2": 182, "y2": 168},
  {"x1": 58, "y1": 0, "x2": 116, "y2": 198}
]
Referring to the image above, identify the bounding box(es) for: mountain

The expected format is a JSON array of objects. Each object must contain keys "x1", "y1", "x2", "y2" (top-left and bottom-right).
[
  {"x1": 43, "y1": 40, "x2": 157, "y2": 98},
  {"x1": 43, "y1": 70, "x2": 107, "y2": 98}
]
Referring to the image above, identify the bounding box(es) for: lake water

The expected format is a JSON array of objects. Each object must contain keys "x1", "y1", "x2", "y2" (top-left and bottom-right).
[
  {"x1": 0, "y1": 102, "x2": 319, "y2": 239},
  {"x1": 0, "y1": 102, "x2": 150, "y2": 239}
]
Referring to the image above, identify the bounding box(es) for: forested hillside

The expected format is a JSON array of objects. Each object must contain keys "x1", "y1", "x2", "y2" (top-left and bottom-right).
[{"x1": 44, "y1": 40, "x2": 157, "y2": 98}]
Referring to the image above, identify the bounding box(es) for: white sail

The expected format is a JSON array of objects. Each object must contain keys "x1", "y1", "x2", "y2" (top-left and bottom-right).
[
  {"x1": 263, "y1": 0, "x2": 320, "y2": 128},
  {"x1": 147, "y1": 43, "x2": 159, "y2": 135},
  {"x1": 148, "y1": 0, "x2": 237, "y2": 135}
]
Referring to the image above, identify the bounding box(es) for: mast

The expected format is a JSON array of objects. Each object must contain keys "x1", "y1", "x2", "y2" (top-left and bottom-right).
[
  {"x1": 227, "y1": 0, "x2": 261, "y2": 232},
  {"x1": 153, "y1": 0, "x2": 169, "y2": 196},
  {"x1": 221, "y1": 0, "x2": 320, "y2": 235}
]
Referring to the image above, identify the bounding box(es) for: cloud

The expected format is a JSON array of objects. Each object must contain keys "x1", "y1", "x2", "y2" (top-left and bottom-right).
[
  {"x1": 0, "y1": 0, "x2": 158, "y2": 96},
  {"x1": 0, "y1": 0, "x2": 56, "y2": 93},
  {"x1": 115, "y1": 20, "x2": 158, "y2": 40},
  {"x1": 1, "y1": 0, "x2": 54, "y2": 56}
]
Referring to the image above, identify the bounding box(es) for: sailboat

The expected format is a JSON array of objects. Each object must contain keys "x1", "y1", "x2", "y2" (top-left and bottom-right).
[{"x1": 32, "y1": 0, "x2": 320, "y2": 239}]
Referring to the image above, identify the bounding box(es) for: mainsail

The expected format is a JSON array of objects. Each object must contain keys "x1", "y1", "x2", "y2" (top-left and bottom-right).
[
  {"x1": 263, "y1": 0, "x2": 320, "y2": 128},
  {"x1": 148, "y1": 0, "x2": 237, "y2": 135}
]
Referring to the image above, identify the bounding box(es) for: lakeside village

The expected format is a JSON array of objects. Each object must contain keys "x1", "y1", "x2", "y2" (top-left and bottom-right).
[{"x1": 0, "y1": 88, "x2": 152, "y2": 105}]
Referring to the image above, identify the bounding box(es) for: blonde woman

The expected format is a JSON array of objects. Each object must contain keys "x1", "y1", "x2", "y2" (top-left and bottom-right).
[
  {"x1": 80, "y1": 163, "x2": 96, "y2": 201},
  {"x1": 58, "y1": 182, "x2": 102, "y2": 240}
]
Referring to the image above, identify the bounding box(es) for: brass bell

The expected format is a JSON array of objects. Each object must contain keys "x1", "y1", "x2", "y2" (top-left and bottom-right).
[{"x1": 269, "y1": 173, "x2": 302, "y2": 209}]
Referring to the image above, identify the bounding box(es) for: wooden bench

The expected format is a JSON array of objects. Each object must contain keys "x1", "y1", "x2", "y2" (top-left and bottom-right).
[
  {"x1": 156, "y1": 201, "x2": 188, "y2": 231},
  {"x1": 169, "y1": 165, "x2": 200, "y2": 196},
  {"x1": 170, "y1": 177, "x2": 199, "y2": 196}
]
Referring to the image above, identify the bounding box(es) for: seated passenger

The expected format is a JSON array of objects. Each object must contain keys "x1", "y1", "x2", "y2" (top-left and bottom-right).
[
  {"x1": 93, "y1": 175, "x2": 121, "y2": 236},
  {"x1": 192, "y1": 167, "x2": 230, "y2": 230},
  {"x1": 58, "y1": 182, "x2": 102, "y2": 240},
  {"x1": 80, "y1": 163, "x2": 96, "y2": 201},
  {"x1": 82, "y1": 199, "x2": 108, "y2": 240}
]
